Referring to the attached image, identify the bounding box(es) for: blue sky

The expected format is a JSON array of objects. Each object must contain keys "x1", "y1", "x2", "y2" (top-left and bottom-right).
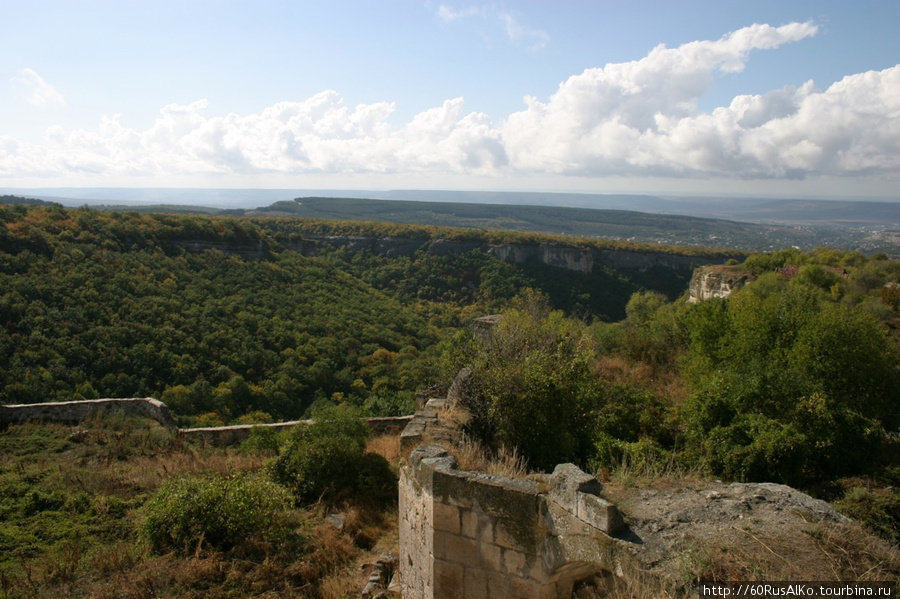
[{"x1": 2, "y1": 0, "x2": 899, "y2": 199}]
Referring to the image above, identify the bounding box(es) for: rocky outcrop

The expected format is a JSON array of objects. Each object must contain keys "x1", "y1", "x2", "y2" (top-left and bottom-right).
[
  {"x1": 488, "y1": 244, "x2": 594, "y2": 274},
  {"x1": 688, "y1": 264, "x2": 753, "y2": 303}
]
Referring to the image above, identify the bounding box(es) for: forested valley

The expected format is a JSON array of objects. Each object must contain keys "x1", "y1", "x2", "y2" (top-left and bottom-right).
[
  {"x1": 0, "y1": 201, "x2": 723, "y2": 426},
  {"x1": 2, "y1": 200, "x2": 900, "y2": 597}
]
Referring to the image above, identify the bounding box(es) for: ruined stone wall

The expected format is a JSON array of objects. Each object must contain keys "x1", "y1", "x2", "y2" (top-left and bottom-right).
[
  {"x1": 399, "y1": 399, "x2": 631, "y2": 599},
  {"x1": 180, "y1": 416, "x2": 413, "y2": 446},
  {"x1": 0, "y1": 397, "x2": 177, "y2": 429},
  {"x1": 0, "y1": 398, "x2": 411, "y2": 445}
]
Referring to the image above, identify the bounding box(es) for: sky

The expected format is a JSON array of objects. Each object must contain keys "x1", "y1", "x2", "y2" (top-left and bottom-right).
[{"x1": 1, "y1": 0, "x2": 899, "y2": 200}]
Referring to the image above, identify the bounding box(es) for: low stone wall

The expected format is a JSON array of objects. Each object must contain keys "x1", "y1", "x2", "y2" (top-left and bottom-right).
[
  {"x1": 0, "y1": 397, "x2": 177, "y2": 429},
  {"x1": 180, "y1": 416, "x2": 413, "y2": 446},
  {"x1": 0, "y1": 398, "x2": 411, "y2": 446},
  {"x1": 398, "y1": 399, "x2": 635, "y2": 599}
]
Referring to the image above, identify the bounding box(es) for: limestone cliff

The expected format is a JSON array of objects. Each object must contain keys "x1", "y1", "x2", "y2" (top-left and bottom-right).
[
  {"x1": 293, "y1": 235, "x2": 727, "y2": 274},
  {"x1": 688, "y1": 264, "x2": 753, "y2": 303}
]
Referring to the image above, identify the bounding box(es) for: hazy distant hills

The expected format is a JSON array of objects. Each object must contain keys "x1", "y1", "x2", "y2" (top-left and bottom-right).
[
  {"x1": 3, "y1": 188, "x2": 900, "y2": 253},
  {"x1": 378, "y1": 190, "x2": 900, "y2": 227},
  {"x1": 245, "y1": 197, "x2": 800, "y2": 251},
  {"x1": 241, "y1": 196, "x2": 896, "y2": 253}
]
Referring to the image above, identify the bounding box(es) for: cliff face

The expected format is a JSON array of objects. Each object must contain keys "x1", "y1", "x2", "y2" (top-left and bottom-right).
[
  {"x1": 293, "y1": 235, "x2": 724, "y2": 274},
  {"x1": 172, "y1": 239, "x2": 268, "y2": 259},
  {"x1": 488, "y1": 244, "x2": 595, "y2": 273},
  {"x1": 688, "y1": 265, "x2": 753, "y2": 303}
]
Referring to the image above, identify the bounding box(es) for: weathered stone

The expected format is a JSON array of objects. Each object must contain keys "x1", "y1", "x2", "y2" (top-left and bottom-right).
[
  {"x1": 577, "y1": 493, "x2": 625, "y2": 536},
  {"x1": 688, "y1": 264, "x2": 753, "y2": 303},
  {"x1": 550, "y1": 463, "x2": 603, "y2": 501},
  {"x1": 399, "y1": 395, "x2": 630, "y2": 599}
]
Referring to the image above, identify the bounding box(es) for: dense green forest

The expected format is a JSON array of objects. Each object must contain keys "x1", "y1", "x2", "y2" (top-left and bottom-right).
[
  {"x1": 0, "y1": 202, "x2": 720, "y2": 425},
  {"x1": 445, "y1": 248, "x2": 900, "y2": 543},
  {"x1": 3, "y1": 200, "x2": 900, "y2": 597},
  {"x1": 3, "y1": 201, "x2": 900, "y2": 488}
]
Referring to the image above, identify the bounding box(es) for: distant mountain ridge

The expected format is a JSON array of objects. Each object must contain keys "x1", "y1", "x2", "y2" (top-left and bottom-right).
[
  {"x1": 3, "y1": 187, "x2": 899, "y2": 226},
  {"x1": 4, "y1": 189, "x2": 900, "y2": 253},
  {"x1": 241, "y1": 196, "x2": 887, "y2": 253}
]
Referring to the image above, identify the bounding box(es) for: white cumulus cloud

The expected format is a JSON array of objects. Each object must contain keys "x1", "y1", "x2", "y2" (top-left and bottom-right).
[
  {"x1": 1, "y1": 22, "x2": 898, "y2": 187},
  {"x1": 11, "y1": 68, "x2": 66, "y2": 108}
]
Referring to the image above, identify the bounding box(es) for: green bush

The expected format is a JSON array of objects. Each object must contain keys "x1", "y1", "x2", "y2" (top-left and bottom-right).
[
  {"x1": 592, "y1": 435, "x2": 669, "y2": 474},
  {"x1": 140, "y1": 473, "x2": 291, "y2": 554},
  {"x1": 454, "y1": 290, "x2": 603, "y2": 471},
  {"x1": 240, "y1": 425, "x2": 281, "y2": 455},
  {"x1": 267, "y1": 405, "x2": 395, "y2": 504},
  {"x1": 680, "y1": 280, "x2": 899, "y2": 484},
  {"x1": 590, "y1": 386, "x2": 677, "y2": 471},
  {"x1": 702, "y1": 414, "x2": 809, "y2": 485},
  {"x1": 836, "y1": 486, "x2": 900, "y2": 543}
]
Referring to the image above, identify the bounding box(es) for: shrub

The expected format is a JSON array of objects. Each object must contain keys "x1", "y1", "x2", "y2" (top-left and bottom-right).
[
  {"x1": 836, "y1": 487, "x2": 900, "y2": 543},
  {"x1": 140, "y1": 473, "x2": 291, "y2": 554},
  {"x1": 454, "y1": 290, "x2": 603, "y2": 470},
  {"x1": 680, "y1": 281, "x2": 899, "y2": 484},
  {"x1": 240, "y1": 425, "x2": 281, "y2": 455},
  {"x1": 267, "y1": 405, "x2": 395, "y2": 504}
]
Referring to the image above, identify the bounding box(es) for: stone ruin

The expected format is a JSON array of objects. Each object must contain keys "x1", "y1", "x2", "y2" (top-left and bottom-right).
[{"x1": 396, "y1": 383, "x2": 644, "y2": 599}]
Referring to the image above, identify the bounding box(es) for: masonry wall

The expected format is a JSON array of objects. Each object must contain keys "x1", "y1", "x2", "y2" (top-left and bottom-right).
[
  {"x1": 0, "y1": 398, "x2": 411, "y2": 446},
  {"x1": 399, "y1": 440, "x2": 629, "y2": 599},
  {"x1": 180, "y1": 416, "x2": 413, "y2": 446},
  {"x1": 0, "y1": 397, "x2": 177, "y2": 429}
]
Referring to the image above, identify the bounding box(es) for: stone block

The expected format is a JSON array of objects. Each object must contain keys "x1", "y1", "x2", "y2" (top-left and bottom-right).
[
  {"x1": 577, "y1": 493, "x2": 624, "y2": 535},
  {"x1": 502, "y1": 548, "x2": 529, "y2": 576},
  {"x1": 486, "y1": 571, "x2": 508, "y2": 598},
  {"x1": 461, "y1": 508, "x2": 479, "y2": 538},
  {"x1": 493, "y1": 523, "x2": 523, "y2": 550},
  {"x1": 433, "y1": 502, "x2": 461, "y2": 535},
  {"x1": 549, "y1": 464, "x2": 603, "y2": 512},
  {"x1": 464, "y1": 567, "x2": 488, "y2": 599},
  {"x1": 435, "y1": 533, "x2": 479, "y2": 568},
  {"x1": 434, "y1": 560, "x2": 464, "y2": 597},
  {"x1": 479, "y1": 542, "x2": 503, "y2": 571},
  {"x1": 509, "y1": 577, "x2": 542, "y2": 599}
]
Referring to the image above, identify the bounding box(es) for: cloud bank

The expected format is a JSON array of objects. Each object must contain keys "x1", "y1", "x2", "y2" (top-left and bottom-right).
[{"x1": 2, "y1": 23, "x2": 899, "y2": 186}]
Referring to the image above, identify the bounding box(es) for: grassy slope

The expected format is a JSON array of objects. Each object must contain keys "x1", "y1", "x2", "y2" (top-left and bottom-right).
[{"x1": 0, "y1": 416, "x2": 400, "y2": 599}]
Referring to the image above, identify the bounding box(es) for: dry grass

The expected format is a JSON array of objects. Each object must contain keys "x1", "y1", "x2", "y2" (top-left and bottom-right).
[
  {"x1": 670, "y1": 520, "x2": 900, "y2": 585},
  {"x1": 595, "y1": 355, "x2": 687, "y2": 404},
  {"x1": 433, "y1": 401, "x2": 532, "y2": 479},
  {"x1": 450, "y1": 434, "x2": 531, "y2": 479},
  {"x1": 436, "y1": 401, "x2": 471, "y2": 428},
  {"x1": 367, "y1": 434, "x2": 401, "y2": 469},
  {"x1": 0, "y1": 419, "x2": 403, "y2": 599},
  {"x1": 599, "y1": 455, "x2": 706, "y2": 492},
  {"x1": 568, "y1": 520, "x2": 900, "y2": 599}
]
